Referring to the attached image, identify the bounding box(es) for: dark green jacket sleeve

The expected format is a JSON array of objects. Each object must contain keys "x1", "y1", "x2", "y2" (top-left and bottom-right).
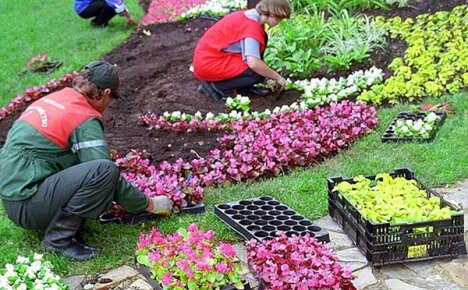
[{"x1": 70, "y1": 119, "x2": 148, "y2": 213}]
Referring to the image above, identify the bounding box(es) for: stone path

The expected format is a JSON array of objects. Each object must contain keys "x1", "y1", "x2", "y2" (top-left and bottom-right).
[{"x1": 64, "y1": 181, "x2": 468, "y2": 290}]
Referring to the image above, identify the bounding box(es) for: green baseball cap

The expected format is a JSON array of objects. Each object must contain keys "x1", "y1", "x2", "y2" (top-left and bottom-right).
[{"x1": 85, "y1": 60, "x2": 121, "y2": 98}]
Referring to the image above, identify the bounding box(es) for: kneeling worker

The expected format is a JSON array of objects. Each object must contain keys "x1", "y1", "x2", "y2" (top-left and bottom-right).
[{"x1": 0, "y1": 61, "x2": 172, "y2": 261}]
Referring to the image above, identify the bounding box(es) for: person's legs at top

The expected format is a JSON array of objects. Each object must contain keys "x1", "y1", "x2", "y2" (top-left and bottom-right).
[
  {"x1": 199, "y1": 68, "x2": 267, "y2": 101},
  {"x1": 78, "y1": 0, "x2": 117, "y2": 27}
]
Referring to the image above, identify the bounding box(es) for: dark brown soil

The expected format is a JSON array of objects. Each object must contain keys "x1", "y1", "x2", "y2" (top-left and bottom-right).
[{"x1": 0, "y1": 1, "x2": 463, "y2": 165}]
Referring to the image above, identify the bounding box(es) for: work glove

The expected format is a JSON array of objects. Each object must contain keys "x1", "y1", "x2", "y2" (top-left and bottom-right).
[{"x1": 149, "y1": 196, "x2": 174, "y2": 217}]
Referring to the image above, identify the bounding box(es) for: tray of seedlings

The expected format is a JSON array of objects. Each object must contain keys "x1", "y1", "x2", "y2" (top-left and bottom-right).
[
  {"x1": 215, "y1": 196, "x2": 329, "y2": 243},
  {"x1": 328, "y1": 168, "x2": 466, "y2": 265},
  {"x1": 381, "y1": 111, "x2": 446, "y2": 142}
]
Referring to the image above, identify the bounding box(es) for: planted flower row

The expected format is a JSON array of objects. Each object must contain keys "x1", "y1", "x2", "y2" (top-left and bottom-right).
[
  {"x1": 288, "y1": 66, "x2": 384, "y2": 107},
  {"x1": 119, "y1": 101, "x2": 378, "y2": 208},
  {"x1": 180, "y1": 0, "x2": 247, "y2": 19},
  {"x1": 140, "y1": 0, "x2": 208, "y2": 25},
  {"x1": 393, "y1": 112, "x2": 440, "y2": 138},
  {"x1": 0, "y1": 72, "x2": 76, "y2": 121}
]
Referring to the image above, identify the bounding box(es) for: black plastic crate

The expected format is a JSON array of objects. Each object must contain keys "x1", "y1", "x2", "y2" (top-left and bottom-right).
[
  {"x1": 328, "y1": 168, "x2": 466, "y2": 265},
  {"x1": 99, "y1": 202, "x2": 205, "y2": 224},
  {"x1": 135, "y1": 257, "x2": 253, "y2": 290},
  {"x1": 215, "y1": 196, "x2": 330, "y2": 243},
  {"x1": 382, "y1": 111, "x2": 446, "y2": 142}
]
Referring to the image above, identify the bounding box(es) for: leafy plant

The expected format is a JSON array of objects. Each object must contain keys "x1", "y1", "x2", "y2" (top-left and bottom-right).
[
  {"x1": 0, "y1": 253, "x2": 69, "y2": 290},
  {"x1": 136, "y1": 224, "x2": 245, "y2": 290},
  {"x1": 247, "y1": 233, "x2": 353, "y2": 290},
  {"x1": 359, "y1": 6, "x2": 468, "y2": 104}
]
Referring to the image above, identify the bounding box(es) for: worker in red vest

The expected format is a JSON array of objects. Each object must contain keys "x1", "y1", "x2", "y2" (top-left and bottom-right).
[
  {"x1": 193, "y1": 0, "x2": 291, "y2": 101},
  {"x1": 0, "y1": 61, "x2": 173, "y2": 261}
]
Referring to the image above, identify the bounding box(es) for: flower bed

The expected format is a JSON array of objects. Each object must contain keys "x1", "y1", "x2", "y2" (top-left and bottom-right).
[
  {"x1": 247, "y1": 233, "x2": 354, "y2": 290},
  {"x1": 136, "y1": 224, "x2": 247, "y2": 289},
  {"x1": 105, "y1": 101, "x2": 378, "y2": 221},
  {"x1": 328, "y1": 168, "x2": 466, "y2": 265},
  {"x1": 0, "y1": 72, "x2": 76, "y2": 121}
]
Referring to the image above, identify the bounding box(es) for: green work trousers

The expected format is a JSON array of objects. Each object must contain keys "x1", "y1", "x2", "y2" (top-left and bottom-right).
[{"x1": 3, "y1": 159, "x2": 119, "y2": 230}]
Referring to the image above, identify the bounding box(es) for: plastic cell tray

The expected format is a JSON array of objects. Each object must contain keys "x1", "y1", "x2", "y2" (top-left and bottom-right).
[
  {"x1": 99, "y1": 202, "x2": 205, "y2": 224},
  {"x1": 382, "y1": 111, "x2": 446, "y2": 142},
  {"x1": 215, "y1": 196, "x2": 330, "y2": 243},
  {"x1": 328, "y1": 168, "x2": 466, "y2": 265}
]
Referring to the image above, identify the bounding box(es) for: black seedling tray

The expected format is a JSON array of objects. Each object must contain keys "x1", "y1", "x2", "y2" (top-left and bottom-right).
[
  {"x1": 381, "y1": 111, "x2": 446, "y2": 142},
  {"x1": 99, "y1": 202, "x2": 205, "y2": 224},
  {"x1": 135, "y1": 257, "x2": 254, "y2": 290},
  {"x1": 215, "y1": 196, "x2": 330, "y2": 242},
  {"x1": 328, "y1": 168, "x2": 466, "y2": 265}
]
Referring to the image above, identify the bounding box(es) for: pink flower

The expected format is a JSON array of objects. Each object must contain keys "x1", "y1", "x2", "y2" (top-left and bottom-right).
[
  {"x1": 219, "y1": 243, "x2": 236, "y2": 258},
  {"x1": 161, "y1": 272, "x2": 173, "y2": 286}
]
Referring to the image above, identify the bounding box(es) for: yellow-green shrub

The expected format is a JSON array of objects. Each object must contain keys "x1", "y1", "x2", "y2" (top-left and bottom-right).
[{"x1": 358, "y1": 5, "x2": 468, "y2": 104}]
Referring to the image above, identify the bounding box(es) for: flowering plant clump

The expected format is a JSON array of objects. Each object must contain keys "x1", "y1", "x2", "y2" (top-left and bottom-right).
[
  {"x1": 225, "y1": 95, "x2": 251, "y2": 113},
  {"x1": 247, "y1": 233, "x2": 353, "y2": 290},
  {"x1": 393, "y1": 112, "x2": 441, "y2": 138},
  {"x1": 26, "y1": 54, "x2": 50, "y2": 70},
  {"x1": 115, "y1": 150, "x2": 204, "y2": 206},
  {"x1": 0, "y1": 72, "x2": 77, "y2": 121},
  {"x1": 0, "y1": 253, "x2": 68, "y2": 290},
  {"x1": 136, "y1": 224, "x2": 245, "y2": 289},
  {"x1": 289, "y1": 67, "x2": 384, "y2": 108},
  {"x1": 180, "y1": 0, "x2": 246, "y2": 19}
]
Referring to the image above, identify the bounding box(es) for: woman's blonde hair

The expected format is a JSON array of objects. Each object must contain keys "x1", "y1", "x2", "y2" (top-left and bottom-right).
[{"x1": 256, "y1": 0, "x2": 291, "y2": 20}]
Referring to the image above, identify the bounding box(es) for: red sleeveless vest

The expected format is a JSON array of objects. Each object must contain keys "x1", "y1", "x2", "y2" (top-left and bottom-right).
[
  {"x1": 193, "y1": 11, "x2": 266, "y2": 81},
  {"x1": 19, "y1": 87, "x2": 104, "y2": 148}
]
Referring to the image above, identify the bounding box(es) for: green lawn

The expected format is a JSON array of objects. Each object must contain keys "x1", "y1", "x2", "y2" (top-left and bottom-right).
[
  {"x1": 0, "y1": 0, "x2": 143, "y2": 107},
  {"x1": 0, "y1": 0, "x2": 467, "y2": 280}
]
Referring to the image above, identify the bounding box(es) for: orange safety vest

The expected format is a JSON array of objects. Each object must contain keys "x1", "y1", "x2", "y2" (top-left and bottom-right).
[
  {"x1": 193, "y1": 11, "x2": 266, "y2": 82},
  {"x1": 19, "y1": 87, "x2": 104, "y2": 148}
]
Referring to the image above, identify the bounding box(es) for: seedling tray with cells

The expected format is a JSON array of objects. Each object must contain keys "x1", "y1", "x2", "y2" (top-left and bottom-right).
[
  {"x1": 381, "y1": 111, "x2": 446, "y2": 142},
  {"x1": 215, "y1": 196, "x2": 330, "y2": 242}
]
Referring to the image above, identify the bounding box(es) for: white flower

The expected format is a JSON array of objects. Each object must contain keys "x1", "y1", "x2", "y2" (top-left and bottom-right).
[
  {"x1": 171, "y1": 111, "x2": 181, "y2": 118},
  {"x1": 426, "y1": 112, "x2": 439, "y2": 123},
  {"x1": 33, "y1": 253, "x2": 43, "y2": 261},
  {"x1": 189, "y1": 65, "x2": 194, "y2": 72},
  {"x1": 17, "y1": 284, "x2": 27, "y2": 290},
  {"x1": 16, "y1": 256, "x2": 30, "y2": 264},
  {"x1": 30, "y1": 260, "x2": 42, "y2": 273},
  {"x1": 401, "y1": 126, "x2": 409, "y2": 133},
  {"x1": 205, "y1": 112, "x2": 214, "y2": 120},
  {"x1": 225, "y1": 97, "x2": 234, "y2": 107},
  {"x1": 273, "y1": 107, "x2": 280, "y2": 114},
  {"x1": 194, "y1": 111, "x2": 203, "y2": 119},
  {"x1": 162, "y1": 111, "x2": 170, "y2": 118}
]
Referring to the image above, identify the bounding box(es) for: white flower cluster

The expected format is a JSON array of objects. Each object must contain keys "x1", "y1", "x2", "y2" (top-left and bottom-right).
[
  {"x1": 161, "y1": 95, "x2": 309, "y2": 124},
  {"x1": 226, "y1": 95, "x2": 251, "y2": 112},
  {"x1": 292, "y1": 66, "x2": 384, "y2": 108},
  {"x1": 393, "y1": 112, "x2": 440, "y2": 138},
  {"x1": 181, "y1": 0, "x2": 247, "y2": 19},
  {"x1": 0, "y1": 253, "x2": 67, "y2": 290}
]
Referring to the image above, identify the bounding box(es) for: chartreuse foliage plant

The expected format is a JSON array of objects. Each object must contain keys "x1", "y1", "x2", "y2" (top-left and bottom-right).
[
  {"x1": 333, "y1": 174, "x2": 459, "y2": 225},
  {"x1": 359, "y1": 5, "x2": 468, "y2": 104},
  {"x1": 266, "y1": 11, "x2": 386, "y2": 77},
  {"x1": 136, "y1": 224, "x2": 245, "y2": 290}
]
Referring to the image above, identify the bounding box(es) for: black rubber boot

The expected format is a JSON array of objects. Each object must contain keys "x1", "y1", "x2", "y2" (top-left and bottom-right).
[{"x1": 41, "y1": 210, "x2": 99, "y2": 261}]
